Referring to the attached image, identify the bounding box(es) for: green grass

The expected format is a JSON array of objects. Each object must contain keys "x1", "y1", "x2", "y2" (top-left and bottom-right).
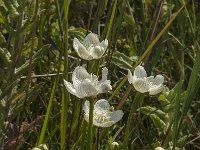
[{"x1": 0, "y1": 0, "x2": 200, "y2": 149}]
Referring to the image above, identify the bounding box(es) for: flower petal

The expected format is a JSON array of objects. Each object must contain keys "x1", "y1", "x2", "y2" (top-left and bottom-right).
[
  {"x1": 108, "y1": 110, "x2": 124, "y2": 123},
  {"x1": 149, "y1": 75, "x2": 164, "y2": 86},
  {"x1": 101, "y1": 67, "x2": 108, "y2": 81},
  {"x1": 149, "y1": 85, "x2": 164, "y2": 95},
  {"x1": 133, "y1": 79, "x2": 149, "y2": 93},
  {"x1": 63, "y1": 80, "x2": 77, "y2": 96},
  {"x1": 76, "y1": 79, "x2": 97, "y2": 98},
  {"x1": 89, "y1": 46, "x2": 104, "y2": 59},
  {"x1": 83, "y1": 100, "x2": 90, "y2": 115},
  {"x1": 94, "y1": 99, "x2": 110, "y2": 113},
  {"x1": 84, "y1": 33, "x2": 100, "y2": 46},
  {"x1": 127, "y1": 69, "x2": 134, "y2": 84},
  {"x1": 93, "y1": 120, "x2": 115, "y2": 127},
  {"x1": 100, "y1": 39, "x2": 108, "y2": 50},
  {"x1": 96, "y1": 80, "x2": 112, "y2": 93},
  {"x1": 72, "y1": 66, "x2": 91, "y2": 87},
  {"x1": 98, "y1": 67, "x2": 109, "y2": 84},
  {"x1": 134, "y1": 65, "x2": 147, "y2": 78},
  {"x1": 73, "y1": 38, "x2": 92, "y2": 60}
]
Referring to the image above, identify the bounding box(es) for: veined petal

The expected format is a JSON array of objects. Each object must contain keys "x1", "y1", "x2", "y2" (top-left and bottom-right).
[
  {"x1": 94, "y1": 99, "x2": 110, "y2": 113},
  {"x1": 100, "y1": 39, "x2": 108, "y2": 50},
  {"x1": 101, "y1": 67, "x2": 108, "y2": 81},
  {"x1": 98, "y1": 67, "x2": 109, "y2": 84},
  {"x1": 134, "y1": 65, "x2": 147, "y2": 78},
  {"x1": 108, "y1": 110, "x2": 124, "y2": 123},
  {"x1": 89, "y1": 46, "x2": 104, "y2": 59},
  {"x1": 73, "y1": 38, "x2": 92, "y2": 60},
  {"x1": 72, "y1": 66, "x2": 91, "y2": 87},
  {"x1": 76, "y1": 79, "x2": 97, "y2": 98},
  {"x1": 149, "y1": 75, "x2": 164, "y2": 86},
  {"x1": 90, "y1": 74, "x2": 98, "y2": 83},
  {"x1": 96, "y1": 80, "x2": 112, "y2": 93},
  {"x1": 133, "y1": 79, "x2": 149, "y2": 93},
  {"x1": 149, "y1": 85, "x2": 164, "y2": 95},
  {"x1": 83, "y1": 100, "x2": 90, "y2": 115},
  {"x1": 84, "y1": 33, "x2": 100, "y2": 46},
  {"x1": 127, "y1": 69, "x2": 134, "y2": 84},
  {"x1": 63, "y1": 80, "x2": 76, "y2": 96},
  {"x1": 93, "y1": 120, "x2": 115, "y2": 127},
  {"x1": 146, "y1": 76, "x2": 154, "y2": 83}
]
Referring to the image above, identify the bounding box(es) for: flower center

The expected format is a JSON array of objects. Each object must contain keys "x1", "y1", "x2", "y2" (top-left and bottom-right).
[{"x1": 94, "y1": 112, "x2": 109, "y2": 123}]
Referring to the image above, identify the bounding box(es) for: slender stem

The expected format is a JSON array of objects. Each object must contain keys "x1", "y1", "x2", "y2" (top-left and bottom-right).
[
  {"x1": 76, "y1": 101, "x2": 83, "y2": 140},
  {"x1": 87, "y1": 99, "x2": 94, "y2": 150},
  {"x1": 123, "y1": 93, "x2": 144, "y2": 148},
  {"x1": 97, "y1": 128, "x2": 100, "y2": 150}
]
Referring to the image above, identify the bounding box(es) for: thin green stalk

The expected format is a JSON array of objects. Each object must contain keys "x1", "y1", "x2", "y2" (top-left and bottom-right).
[
  {"x1": 38, "y1": 0, "x2": 65, "y2": 143},
  {"x1": 38, "y1": 70, "x2": 60, "y2": 145},
  {"x1": 116, "y1": 85, "x2": 132, "y2": 110},
  {"x1": 87, "y1": 99, "x2": 94, "y2": 150},
  {"x1": 172, "y1": 81, "x2": 183, "y2": 150},
  {"x1": 106, "y1": 0, "x2": 117, "y2": 39},
  {"x1": 123, "y1": 93, "x2": 144, "y2": 148},
  {"x1": 81, "y1": 121, "x2": 87, "y2": 149},
  {"x1": 91, "y1": 0, "x2": 108, "y2": 33},
  {"x1": 108, "y1": 4, "x2": 185, "y2": 101},
  {"x1": 61, "y1": 0, "x2": 70, "y2": 149}
]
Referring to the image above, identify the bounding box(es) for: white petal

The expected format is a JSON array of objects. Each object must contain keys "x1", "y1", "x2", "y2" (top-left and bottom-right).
[
  {"x1": 146, "y1": 76, "x2": 154, "y2": 83},
  {"x1": 149, "y1": 85, "x2": 164, "y2": 95},
  {"x1": 89, "y1": 46, "x2": 104, "y2": 59},
  {"x1": 134, "y1": 65, "x2": 147, "y2": 78},
  {"x1": 76, "y1": 79, "x2": 97, "y2": 98},
  {"x1": 84, "y1": 33, "x2": 100, "y2": 46},
  {"x1": 149, "y1": 75, "x2": 164, "y2": 86},
  {"x1": 83, "y1": 100, "x2": 90, "y2": 115},
  {"x1": 73, "y1": 38, "x2": 92, "y2": 60},
  {"x1": 90, "y1": 74, "x2": 98, "y2": 83},
  {"x1": 100, "y1": 39, "x2": 108, "y2": 50},
  {"x1": 108, "y1": 110, "x2": 124, "y2": 123},
  {"x1": 96, "y1": 80, "x2": 112, "y2": 93},
  {"x1": 101, "y1": 67, "x2": 108, "y2": 81},
  {"x1": 84, "y1": 115, "x2": 89, "y2": 124},
  {"x1": 63, "y1": 80, "x2": 76, "y2": 96},
  {"x1": 127, "y1": 69, "x2": 134, "y2": 84},
  {"x1": 133, "y1": 79, "x2": 149, "y2": 93},
  {"x1": 93, "y1": 120, "x2": 115, "y2": 127},
  {"x1": 72, "y1": 66, "x2": 91, "y2": 87},
  {"x1": 94, "y1": 99, "x2": 110, "y2": 113}
]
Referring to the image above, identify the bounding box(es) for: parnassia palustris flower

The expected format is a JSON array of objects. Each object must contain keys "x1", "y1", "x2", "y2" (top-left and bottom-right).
[{"x1": 64, "y1": 66, "x2": 112, "y2": 98}]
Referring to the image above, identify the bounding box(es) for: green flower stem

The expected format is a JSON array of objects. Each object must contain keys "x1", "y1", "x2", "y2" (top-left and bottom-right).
[
  {"x1": 123, "y1": 93, "x2": 144, "y2": 148},
  {"x1": 87, "y1": 99, "x2": 94, "y2": 150}
]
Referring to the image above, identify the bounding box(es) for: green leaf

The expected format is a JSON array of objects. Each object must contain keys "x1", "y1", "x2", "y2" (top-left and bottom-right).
[
  {"x1": 124, "y1": 14, "x2": 136, "y2": 29},
  {"x1": 68, "y1": 27, "x2": 86, "y2": 39},
  {"x1": 150, "y1": 114, "x2": 166, "y2": 134},
  {"x1": 9, "y1": 82, "x2": 45, "y2": 120},
  {"x1": 111, "y1": 51, "x2": 136, "y2": 70},
  {"x1": 15, "y1": 44, "x2": 50, "y2": 77},
  {"x1": 0, "y1": 47, "x2": 12, "y2": 66},
  {"x1": 138, "y1": 106, "x2": 167, "y2": 119}
]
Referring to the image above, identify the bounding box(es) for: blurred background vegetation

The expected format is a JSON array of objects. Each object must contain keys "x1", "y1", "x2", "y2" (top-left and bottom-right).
[{"x1": 0, "y1": 0, "x2": 200, "y2": 149}]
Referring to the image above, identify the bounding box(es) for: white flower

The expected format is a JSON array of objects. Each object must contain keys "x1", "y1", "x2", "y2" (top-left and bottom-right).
[
  {"x1": 31, "y1": 144, "x2": 48, "y2": 150},
  {"x1": 154, "y1": 147, "x2": 165, "y2": 150},
  {"x1": 128, "y1": 65, "x2": 164, "y2": 95},
  {"x1": 83, "y1": 99, "x2": 124, "y2": 127},
  {"x1": 73, "y1": 33, "x2": 108, "y2": 60},
  {"x1": 64, "y1": 66, "x2": 112, "y2": 98},
  {"x1": 112, "y1": 142, "x2": 119, "y2": 147}
]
